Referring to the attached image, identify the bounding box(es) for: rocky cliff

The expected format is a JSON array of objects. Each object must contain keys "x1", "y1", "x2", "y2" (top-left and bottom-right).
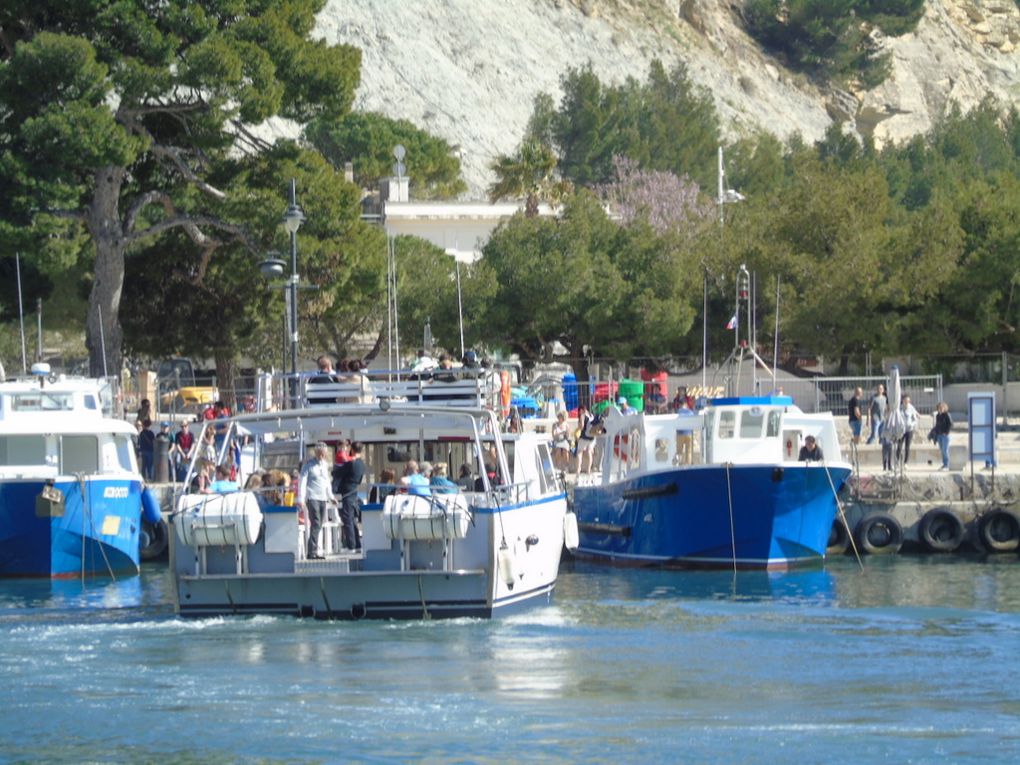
[{"x1": 307, "y1": 1, "x2": 1020, "y2": 195}]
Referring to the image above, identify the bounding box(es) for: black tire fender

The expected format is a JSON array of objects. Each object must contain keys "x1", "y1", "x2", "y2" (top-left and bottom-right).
[
  {"x1": 919, "y1": 507, "x2": 965, "y2": 553},
  {"x1": 140, "y1": 517, "x2": 169, "y2": 561},
  {"x1": 855, "y1": 512, "x2": 903, "y2": 555},
  {"x1": 978, "y1": 508, "x2": 1020, "y2": 553},
  {"x1": 826, "y1": 519, "x2": 850, "y2": 556}
]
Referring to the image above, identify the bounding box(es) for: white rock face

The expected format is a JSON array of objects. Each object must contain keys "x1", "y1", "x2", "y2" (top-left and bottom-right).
[{"x1": 307, "y1": 0, "x2": 1020, "y2": 196}]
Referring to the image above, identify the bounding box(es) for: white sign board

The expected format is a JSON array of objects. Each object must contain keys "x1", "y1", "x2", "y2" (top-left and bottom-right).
[{"x1": 968, "y1": 392, "x2": 996, "y2": 466}]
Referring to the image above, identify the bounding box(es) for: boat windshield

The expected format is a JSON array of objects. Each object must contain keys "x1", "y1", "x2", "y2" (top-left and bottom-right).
[
  {"x1": 0, "y1": 435, "x2": 50, "y2": 466},
  {"x1": 8, "y1": 392, "x2": 76, "y2": 412}
]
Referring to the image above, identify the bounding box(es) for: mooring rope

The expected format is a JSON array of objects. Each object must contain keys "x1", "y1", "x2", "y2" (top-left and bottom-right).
[
  {"x1": 724, "y1": 462, "x2": 737, "y2": 575},
  {"x1": 823, "y1": 462, "x2": 864, "y2": 571},
  {"x1": 77, "y1": 473, "x2": 116, "y2": 582}
]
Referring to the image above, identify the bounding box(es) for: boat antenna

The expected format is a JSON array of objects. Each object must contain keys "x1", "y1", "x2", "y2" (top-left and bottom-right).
[
  {"x1": 16, "y1": 253, "x2": 27, "y2": 374},
  {"x1": 773, "y1": 275, "x2": 781, "y2": 384},
  {"x1": 36, "y1": 297, "x2": 42, "y2": 363}
]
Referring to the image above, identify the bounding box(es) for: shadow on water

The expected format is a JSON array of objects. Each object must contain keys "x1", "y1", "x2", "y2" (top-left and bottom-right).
[
  {"x1": 558, "y1": 558, "x2": 838, "y2": 606},
  {"x1": 0, "y1": 563, "x2": 175, "y2": 623}
]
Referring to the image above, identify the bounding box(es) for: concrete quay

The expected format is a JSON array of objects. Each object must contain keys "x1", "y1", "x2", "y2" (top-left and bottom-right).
[{"x1": 836, "y1": 428, "x2": 1020, "y2": 557}]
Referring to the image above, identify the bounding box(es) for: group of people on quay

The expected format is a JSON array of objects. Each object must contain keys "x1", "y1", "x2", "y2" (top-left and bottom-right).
[
  {"x1": 132, "y1": 397, "x2": 235, "y2": 483},
  {"x1": 848, "y1": 383, "x2": 953, "y2": 471}
]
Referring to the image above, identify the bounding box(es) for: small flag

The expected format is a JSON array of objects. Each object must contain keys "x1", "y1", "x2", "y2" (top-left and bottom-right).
[{"x1": 725, "y1": 313, "x2": 738, "y2": 330}]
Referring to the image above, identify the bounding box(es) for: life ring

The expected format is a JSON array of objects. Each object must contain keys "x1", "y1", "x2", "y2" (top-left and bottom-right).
[
  {"x1": 499, "y1": 370, "x2": 511, "y2": 418},
  {"x1": 918, "y1": 507, "x2": 965, "y2": 553},
  {"x1": 855, "y1": 512, "x2": 903, "y2": 555},
  {"x1": 139, "y1": 517, "x2": 169, "y2": 561},
  {"x1": 826, "y1": 519, "x2": 850, "y2": 555},
  {"x1": 978, "y1": 508, "x2": 1020, "y2": 553},
  {"x1": 613, "y1": 434, "x2": 629, "y2": 462}
]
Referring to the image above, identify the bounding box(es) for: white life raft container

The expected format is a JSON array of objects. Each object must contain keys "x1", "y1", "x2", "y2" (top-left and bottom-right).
[
  {"x1": 382, "y1": 493, "x2": 471, "y2": 541},
  {"x1": 175, "y1": 491, "x2": 263, "y2": 547}
]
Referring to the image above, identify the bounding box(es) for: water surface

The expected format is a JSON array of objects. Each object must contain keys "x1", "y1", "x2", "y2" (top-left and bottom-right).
[{"x1": 1, "y1": 555, "x2": 1018, "y2": 763}]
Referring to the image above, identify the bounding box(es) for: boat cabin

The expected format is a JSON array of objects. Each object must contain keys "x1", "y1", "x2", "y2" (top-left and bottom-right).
[
  {"x1": 0, "y1": 377, "x2": 137, "y2": 479},
  {"x1": 595, "y1": 395, "x2": 844, "y2": 480}
]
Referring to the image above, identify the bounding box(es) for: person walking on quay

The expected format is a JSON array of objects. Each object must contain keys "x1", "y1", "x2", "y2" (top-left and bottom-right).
[
  {"x1": 332, "y1": 441, "x2": 364, "y2": 551},
  {"x1": 933, "y1": 401, "x2": 953, "y2": 470},
  {"x1": 138, "y1": 418, "x2": 155, "y2": 481},
  {"x1": 867, "y1": 383, "x2": 888, "y2": 445},
  {"x1": 298, "y1": 442, "x2": 336, "y2": 560},
  {"x1": 895, "y1": 395, "x2": 920, "y2": 466},
  {"x1": 848, "y1": 386, "x2": 863, "y2": 445}
]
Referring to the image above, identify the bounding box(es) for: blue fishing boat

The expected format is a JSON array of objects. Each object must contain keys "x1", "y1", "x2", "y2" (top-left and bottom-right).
[
  {"x1": 0, "y1": 365, "x2": 151, "y2": 578},
  {"x1": 572, "y1": 395, "x2": 852, "y2": 569}
]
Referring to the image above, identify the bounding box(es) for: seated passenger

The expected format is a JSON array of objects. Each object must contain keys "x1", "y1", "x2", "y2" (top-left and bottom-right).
[
  {"x1": 429, "y1": 462, "x2": 459, "y2": 494},
  {"x1": 473, "y1": 462, "x2": 499, "y2": 491},
  {"x1": 400, "y1": 459, "x2": 431, "y2": 496},
  {"x1": 369, "y1": 468, "x2": 397, "y2": 504},
  {"x1": 208, "y1": 463, "x2": 240, "y2": 493},
  {"x1": 798, "y1": 435, "x2": 824, "y2": 462},
  {"x1": 433, "y1": 353, "x2": 457, "y2": 383},
  {"x1": 306, "y1": 354, "x2": 340, "y2": 405},
  {"x1": 244, "y1": 473, "x2": 267, "y2": 508},
  {"x1": 456, "y1": 463, "x2": 475, "y2": 490}
]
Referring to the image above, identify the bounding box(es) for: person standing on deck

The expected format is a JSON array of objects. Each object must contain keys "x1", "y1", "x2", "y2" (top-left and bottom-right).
[
  {"x1": 798, "y1": 435, "x2": 824, "y2": 462},
  {"x1": 332, "y1": 441, "x2": 364, "y2": 551},
  {"x1": 298, "y1": 442, "x2": 336, "y2": 560}
]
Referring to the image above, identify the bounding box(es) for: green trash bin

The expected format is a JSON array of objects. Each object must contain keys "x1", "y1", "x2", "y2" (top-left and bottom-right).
[{"x1": 619, "y1": 379, "x2": 644, "y2": 412}]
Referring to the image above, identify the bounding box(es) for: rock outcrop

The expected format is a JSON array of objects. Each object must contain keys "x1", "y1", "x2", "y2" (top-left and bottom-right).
[{"x1": 304, "y1": 0, "x2": 1020, "y2": 195}]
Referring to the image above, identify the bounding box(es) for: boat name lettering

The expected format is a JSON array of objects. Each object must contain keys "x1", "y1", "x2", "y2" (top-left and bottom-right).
[{"x1": 104, "y1": 486, "x2": 129, "y2": 499}]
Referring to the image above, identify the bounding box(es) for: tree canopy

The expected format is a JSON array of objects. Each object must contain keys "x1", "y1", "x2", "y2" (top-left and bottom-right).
[
  {"x1": 306, "y1": 111, "x2": 466, "y2": 199},
  {"x1": 0, "y1": 0, "x2": 361, "y2": 375}
]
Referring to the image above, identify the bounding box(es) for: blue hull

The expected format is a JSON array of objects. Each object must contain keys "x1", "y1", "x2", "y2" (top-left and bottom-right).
[
  {"x1": 0, "y1": 478, "x2": 143, "y2": 578},
  {"x1": 573, "y1": 464, "x2": 851, "y2": 569}
]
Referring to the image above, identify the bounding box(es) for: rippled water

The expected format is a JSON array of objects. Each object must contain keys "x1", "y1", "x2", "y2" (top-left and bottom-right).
[{"x1": 1, "y1": 555, "x2": 1018, "y2": 764}]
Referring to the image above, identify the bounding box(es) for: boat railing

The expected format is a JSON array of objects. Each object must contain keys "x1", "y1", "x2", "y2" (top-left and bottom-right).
[{"x1": 302, "y1": 369, "x2": 498, "y2": 411}]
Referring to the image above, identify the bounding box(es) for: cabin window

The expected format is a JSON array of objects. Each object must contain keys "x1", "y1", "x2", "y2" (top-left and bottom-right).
[
  {"x1": 0, "y1": 435, "x2": 49, "y2": 466},
  {"x1": 61, "y1": 435, "x2": 99, "y2": 474},
  {"x1": 10, "y1": 392, "x2": 74, "y2": 412},
  {"x1": 113, "y1": 434, "x2": 136, "y2": 472},
  {"x1": 654, "y1": 438, "x2": 670, "y2": 463},
  {"x1": 717, "y1": 411, "x2": 736, "y2": 439},
  {"x1": 535, "y1": 443, "x2": 557, "y2": 494},
  {"x1": 766, "y1": 411, "x2": 782, "y2": 438},
  {"x1": 739, "y1": 410, "x2": 764, "y2": 439}
]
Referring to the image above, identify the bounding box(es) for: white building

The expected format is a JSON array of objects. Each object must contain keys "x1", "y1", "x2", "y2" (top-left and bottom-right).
[{"x1": 380, "y1": 176, "x2": 554, "y2": 262}]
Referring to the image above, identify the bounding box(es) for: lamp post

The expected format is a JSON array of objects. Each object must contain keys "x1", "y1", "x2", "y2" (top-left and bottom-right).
[{"x1": 282, "y1": 179, "x2": 305, "y2": 405}]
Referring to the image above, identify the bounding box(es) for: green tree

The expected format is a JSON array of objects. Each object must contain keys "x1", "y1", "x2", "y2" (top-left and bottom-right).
[
  {"x1": 488, "y1": 139, "x2": 570, "y2": 216},
  {"x1": 121, "y1": 142, "x2": 384, "y2": 399},
  {"x1": 477, "y1": 191, "x2": 702, "y2": 383},
  {"x1": 743, "y1": 0, "x2": 923, "y2": 86},
  {"x1": 305, "y1": 112, "x2": 466, "y2": 199},
  {"x1": 0, "y1": 1, "x2": 360, "y2": 376},
  {"x1": 545, "y1": 61, "x2": 720, "y2": 190}
]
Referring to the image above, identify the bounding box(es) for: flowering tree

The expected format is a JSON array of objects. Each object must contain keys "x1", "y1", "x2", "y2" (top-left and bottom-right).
[{"x1": 599, "y1": 156, "x2": 714, "y2": 241}]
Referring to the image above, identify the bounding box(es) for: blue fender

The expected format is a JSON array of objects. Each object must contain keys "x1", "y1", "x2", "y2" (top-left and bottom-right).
[{"x1": 141, "y1": 487, "x2": 162, "y2": 525}]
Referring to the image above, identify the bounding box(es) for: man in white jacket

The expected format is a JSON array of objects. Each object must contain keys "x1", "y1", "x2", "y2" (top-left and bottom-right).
[{"x1": 298, "y1": 442, "x2": 336, "y2": 559}]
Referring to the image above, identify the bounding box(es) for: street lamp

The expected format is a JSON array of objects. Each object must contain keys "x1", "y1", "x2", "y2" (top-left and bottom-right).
[{"x1": 282, "y1": 179, "x2": 305, "y2": 406}]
